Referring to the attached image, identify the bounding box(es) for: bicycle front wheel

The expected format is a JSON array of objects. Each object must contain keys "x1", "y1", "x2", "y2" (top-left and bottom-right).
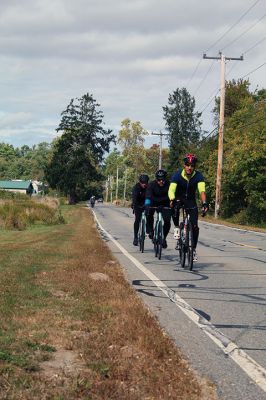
[
  {"x1": 187, "y1": 221, "x2": 194, "y2": 271},
  {"x1": 139, "y1": 220, "x2": 145, "y2": 253},
  {"x1": 154, "y1": 221, "x2": 158, "y2": 257},
  {"x1": 157, "y1": 221, "x2": 163, "y2": 260},
  {"x1": 179, "y1": 223, "x2": 186, "y2": 268}
]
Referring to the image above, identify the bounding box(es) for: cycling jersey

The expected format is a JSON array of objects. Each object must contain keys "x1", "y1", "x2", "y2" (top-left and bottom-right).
[
  {"x1": 168, "y1": 169, "x2": 205, "y2": 202},
  {"x1": 132, "y1": 182, "x2": 147, "y2": 207},
  {"x1": 145, "y1": 180, "x2": 170, "y2": 207}
]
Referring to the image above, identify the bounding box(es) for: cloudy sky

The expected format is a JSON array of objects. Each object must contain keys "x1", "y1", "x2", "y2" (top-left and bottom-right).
[{"x1": 0, "y1": 0, "x2": 265, "y2": 148}]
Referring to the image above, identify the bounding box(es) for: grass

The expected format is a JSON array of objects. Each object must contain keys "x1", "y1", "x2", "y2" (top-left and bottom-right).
[
  {"x1": 0, "y1": 195, "x2": 64, "y2": 230},
  {"x1": 0, "y1": 204, "x2": 217, "y2": 399}
]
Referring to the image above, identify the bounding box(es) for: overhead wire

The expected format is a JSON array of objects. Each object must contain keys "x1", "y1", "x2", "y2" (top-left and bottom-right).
[
  {"x1": 242, "y1": 36, "x2": 266, "y2": 54},
  {"x1": 186, "y1": 58, "x2": 203, "y2": 88},
  {"x1": 220, "y1": 13, "x2": 265, "y2": 51},
  {"x1": 192, "y1": 60, "x2": 216, "y2": 96},
  {"x1": 205, "y1": 0, "x2": 261, "y2": 52},
  {"x1": 241, "y1": 62, "x2": 266, "y2": 78}
]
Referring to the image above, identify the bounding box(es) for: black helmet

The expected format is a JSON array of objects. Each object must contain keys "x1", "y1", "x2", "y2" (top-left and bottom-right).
[
  {"x1": 183, "y1": 153, "x2": 197, "y2": 165},
  {"x1": 155, "y1": 169, "x2": 167, "y2": 180},
  {"x1": 139, "y1": 174, "x2": 149, "y2": 184}
]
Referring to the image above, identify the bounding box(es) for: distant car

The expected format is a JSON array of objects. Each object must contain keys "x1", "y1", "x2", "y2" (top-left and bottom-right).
[{"x1": 97, "y1": 198, "x2": 103, "y2": 203}]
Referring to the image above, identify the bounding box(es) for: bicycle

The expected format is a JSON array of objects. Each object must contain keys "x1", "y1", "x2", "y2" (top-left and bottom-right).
[
  {"x1": 150, "y1": 207, "x2": 172, "y2": 260},
  {"x1": 175, "y1": 204, "x2": 206, "y2": 271},
  {"x1": 138, "y1": 209, "x2": 146, "y2": 253}
]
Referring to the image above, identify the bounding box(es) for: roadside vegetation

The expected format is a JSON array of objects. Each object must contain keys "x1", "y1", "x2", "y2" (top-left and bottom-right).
[
  {"x1": 0, "y1": 191, "x2": 64, "y2": 230},
  {"x1": 0, "y1": 204, "x2": 217, "y2": 399}
]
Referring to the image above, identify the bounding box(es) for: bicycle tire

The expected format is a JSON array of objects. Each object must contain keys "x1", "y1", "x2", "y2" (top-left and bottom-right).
[
  {"x1": 154, "y1": 221, "x2": 158, "y2": 257},
  {"x1": 140, "y1": 220, "x2": 145, "y2": 253},
  {"x1": 187, "y1": 221, "x2": 194, "y2": 271},
  {"x1": 157, "y1": 221, "x2": 163, "y2": 260},
  {"x1": 179, "y1": 222, "x2": 186, "y2": 268}
]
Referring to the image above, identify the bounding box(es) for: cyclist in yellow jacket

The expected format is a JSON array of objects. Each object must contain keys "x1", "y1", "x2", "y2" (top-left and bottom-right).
[{"x1": 168, "y1": 153, "x2": 208, "y2": 261}]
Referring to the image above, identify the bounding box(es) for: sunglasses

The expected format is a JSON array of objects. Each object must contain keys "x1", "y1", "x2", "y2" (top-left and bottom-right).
[
  {"x1": 185, "y1": 163, "x2": 195, "y2": 167},
  {"x1": 157, "y1": 178, "x2": 165, "y2": 182}
]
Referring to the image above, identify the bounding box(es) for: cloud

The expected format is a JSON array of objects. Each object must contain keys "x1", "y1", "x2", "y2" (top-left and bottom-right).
[{"x1": 0, "y1": 0, "x2": 265, "y2": 147}]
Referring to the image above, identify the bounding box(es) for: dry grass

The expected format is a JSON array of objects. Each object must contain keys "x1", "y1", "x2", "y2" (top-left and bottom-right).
[{"x1": 0, "y1": 205, "x2": 217, "y2": 399}]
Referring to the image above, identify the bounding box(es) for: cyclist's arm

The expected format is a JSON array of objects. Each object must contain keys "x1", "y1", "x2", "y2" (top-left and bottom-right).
[
  {"x1": 197, "y1": 181, "x2": 208, "y2": 206},
  {"x1": 168, "y1": 182, "x2": 177, "y2": 201}
]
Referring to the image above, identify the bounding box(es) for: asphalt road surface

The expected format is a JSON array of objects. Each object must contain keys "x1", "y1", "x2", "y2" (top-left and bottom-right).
[{"x1": 90, "y1": 203, "x2": 266, "y2": 400}]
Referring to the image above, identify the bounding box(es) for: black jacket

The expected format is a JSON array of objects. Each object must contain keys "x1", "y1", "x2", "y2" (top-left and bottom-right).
[
  {"x1": 145, "y1": 180, "x2": 170, "y2": 207},
  {"x1": 132, "y1": 182, "x2": 146, "y2": 207}
]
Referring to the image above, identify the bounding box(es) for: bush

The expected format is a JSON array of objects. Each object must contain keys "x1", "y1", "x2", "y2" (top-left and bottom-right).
[{"x1": 0, "y1": 198, "x2": 65, "y2": 230}]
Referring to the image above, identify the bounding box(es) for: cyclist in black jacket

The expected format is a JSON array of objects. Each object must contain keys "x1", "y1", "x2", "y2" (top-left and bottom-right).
[
  {"x1": 144, "y1": 169, "x2": 171, "y2": 249},
  {"x1": 131, "y1": 174, "x2": 149, "y2": 246}
]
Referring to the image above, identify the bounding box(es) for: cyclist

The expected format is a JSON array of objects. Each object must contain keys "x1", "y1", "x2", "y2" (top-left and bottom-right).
[
  {"x1": 131, "y1": 174, "x2": 149, "y2": 246},
  {"x1": 168, "y1": 153, "x2": 208, "y2": 261},
  {"x1": 144, "y1": 169, "x2": 171, "y2": 249},
  {"x1": 90, "y1": 195, "x2": 96, "y2": 208}
]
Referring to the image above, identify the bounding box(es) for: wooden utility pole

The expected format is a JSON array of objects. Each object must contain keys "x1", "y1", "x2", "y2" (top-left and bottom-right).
[
  {"x1": 203, "y1": 52, "x2": 243, "y2": 218},
  {"x1": 151, "y1": 131, "x2": 169, "y2": 169},
  {"x1": 123, "y1": 168, "x2": 127, "y2": 201},
  {"x1": 115, "y1": 166, "x2": 119, "y2": 200}
]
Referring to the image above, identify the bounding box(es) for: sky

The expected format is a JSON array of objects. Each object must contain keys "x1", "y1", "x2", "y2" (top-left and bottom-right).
[{"x1": 0, "y1": 0, "x2": 265, "y2": 149}]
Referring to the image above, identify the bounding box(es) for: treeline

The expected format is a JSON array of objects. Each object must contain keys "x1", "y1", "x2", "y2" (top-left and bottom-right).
[
  {"x1": 0, "y1": 142, "x2": 52, "y2": 182},
  {"x1": 105, "y1": 80, "x2": 265, "y2": 226},
  {"x1": 0, "y1": 81, "x2": 265, "y2": 226},
  {"x1": 199, "y1": 81, "x2": 265, "y2": 225}
]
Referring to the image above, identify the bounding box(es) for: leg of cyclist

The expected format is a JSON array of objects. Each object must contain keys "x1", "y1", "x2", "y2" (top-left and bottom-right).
[
  {"x1": 133, "y1": 207, "x2": 142, "y2": 246},
  {"x1": 189, "y1": 207, "x2": 199, "y2": 261},
  {"x1": 162, "y1": 209, "x2": 171, "y2": 249}
]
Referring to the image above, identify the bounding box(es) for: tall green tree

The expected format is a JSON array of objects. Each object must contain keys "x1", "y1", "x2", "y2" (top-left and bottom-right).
[
  {"x1": 163, "y1": 87, "x2": 202, "y2": 169},
  {"x1": 46, "y1": 93, "x2": 114, "y2": 203},
  {"x1": 117, "y1": 118, "x2": 149, "y2": 179}
]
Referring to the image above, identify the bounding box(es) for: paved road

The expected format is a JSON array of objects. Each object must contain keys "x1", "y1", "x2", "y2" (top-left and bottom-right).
[{"x1": 91, "y1": 203, "x2": 266, "y2": 400}]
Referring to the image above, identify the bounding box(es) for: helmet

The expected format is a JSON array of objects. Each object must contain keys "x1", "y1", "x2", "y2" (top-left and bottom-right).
[
  {"x1": 139, "y1": 174, "x2": 149, "y2": 184},
  {"x1": 155, "y1": 169, "x2": 167, "y2": 180},
  {"x1": 183, "y1": 153, "x2": 197, "y2": 165}
]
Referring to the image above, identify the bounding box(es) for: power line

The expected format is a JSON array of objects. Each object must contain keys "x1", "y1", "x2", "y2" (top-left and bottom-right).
[
  {"x1": 242, "y1": 37, "x2": 266, "y2": 54},
  {"x1": 192, "y1": 60, "x2": 216, "y2": 96},
  {"x1": 205, "y1": 0, "x2": 261, "y2": 52},
  {"x1": 199, "y1": 88, "x2": 220, "y2": 114},
  {"x1": 186, "y1": 58, "x2": 203, "y2": 88},
  {"x1": 241, "y1": 61, "x2": 266, "y2": 78},
  {"x1": 221, "y1": 13, "x2": 265, "y2": 51}
]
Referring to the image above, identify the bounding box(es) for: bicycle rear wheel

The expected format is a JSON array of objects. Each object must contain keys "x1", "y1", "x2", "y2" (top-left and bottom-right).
[
  {"x1": 187, "y1": 221, "x2": 194, "y2": 271},
  {"x1": 157, "y1": 221, "x2": 163, "y2": 260},
  {"x1": 179, "y1": 223, "x2": 186, "y2": 268}
]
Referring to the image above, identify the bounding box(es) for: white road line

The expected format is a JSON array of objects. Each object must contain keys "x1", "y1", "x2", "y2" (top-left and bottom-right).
[{"x1": 92, "y1": 209, "x2": 266, "y2": 393}]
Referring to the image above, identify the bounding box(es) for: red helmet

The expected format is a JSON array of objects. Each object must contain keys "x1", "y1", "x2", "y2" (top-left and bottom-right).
[{"x1": 183, "y1": 153, "x2": 197, "y2": 165}]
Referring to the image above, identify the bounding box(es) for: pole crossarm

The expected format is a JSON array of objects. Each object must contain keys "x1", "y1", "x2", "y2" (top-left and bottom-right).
[{"x1": 203, "y1": 53, "x2": 244, "y2": 61}]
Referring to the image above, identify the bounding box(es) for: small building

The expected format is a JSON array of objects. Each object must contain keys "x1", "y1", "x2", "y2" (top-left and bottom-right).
[{"x1": 0, "y1": 180, "x2": 34, "y2": 196}]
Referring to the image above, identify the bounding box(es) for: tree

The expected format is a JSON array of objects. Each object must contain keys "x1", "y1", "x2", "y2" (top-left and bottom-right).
[
  {"x1": 117, "y1": 118, "x2": 149, "y2": 180},
  {"x1": 46, "y1": 93, "x2": 114, "y2": 203},
  {"x1": 163, "y1": 88, "x2": 202, "y2": 169},
  {"x1": 213, "y1": 79, "x2": 251, "y2": 124}
]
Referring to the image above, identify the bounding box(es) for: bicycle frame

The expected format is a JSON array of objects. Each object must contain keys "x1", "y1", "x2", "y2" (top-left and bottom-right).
[
  {"x1": 149, "y1": 207, "x2": 171, "y2": 260},
  {"x1": 175, "y1": 205, "x2": 196, "y2": 270},
  {"x1": 138, "y1": 210, "x2": 146, "y2": 253}
]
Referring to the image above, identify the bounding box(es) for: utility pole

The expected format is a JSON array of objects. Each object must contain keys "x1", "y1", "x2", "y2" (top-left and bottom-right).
[
  {"x1": 203, "y1": 52, "x2": 243, "y2": 218},
  {"x1": 115, "y1": 166, "x2": 119, "y2": 201},
  {"x1": 105, "y1": 176, "x2": 109, "y2": 202},
  {"x1": 151, "y1": 131, "x2": 169, "y2": 169},
  {"x1": 123, "y1": 168, "x2": 127, "y2": 201}
]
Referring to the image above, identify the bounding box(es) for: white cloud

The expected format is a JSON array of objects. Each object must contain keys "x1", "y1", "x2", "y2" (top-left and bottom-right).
[{"x1": 0, "y1": 0, "x2": 265, "y2": 147}]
